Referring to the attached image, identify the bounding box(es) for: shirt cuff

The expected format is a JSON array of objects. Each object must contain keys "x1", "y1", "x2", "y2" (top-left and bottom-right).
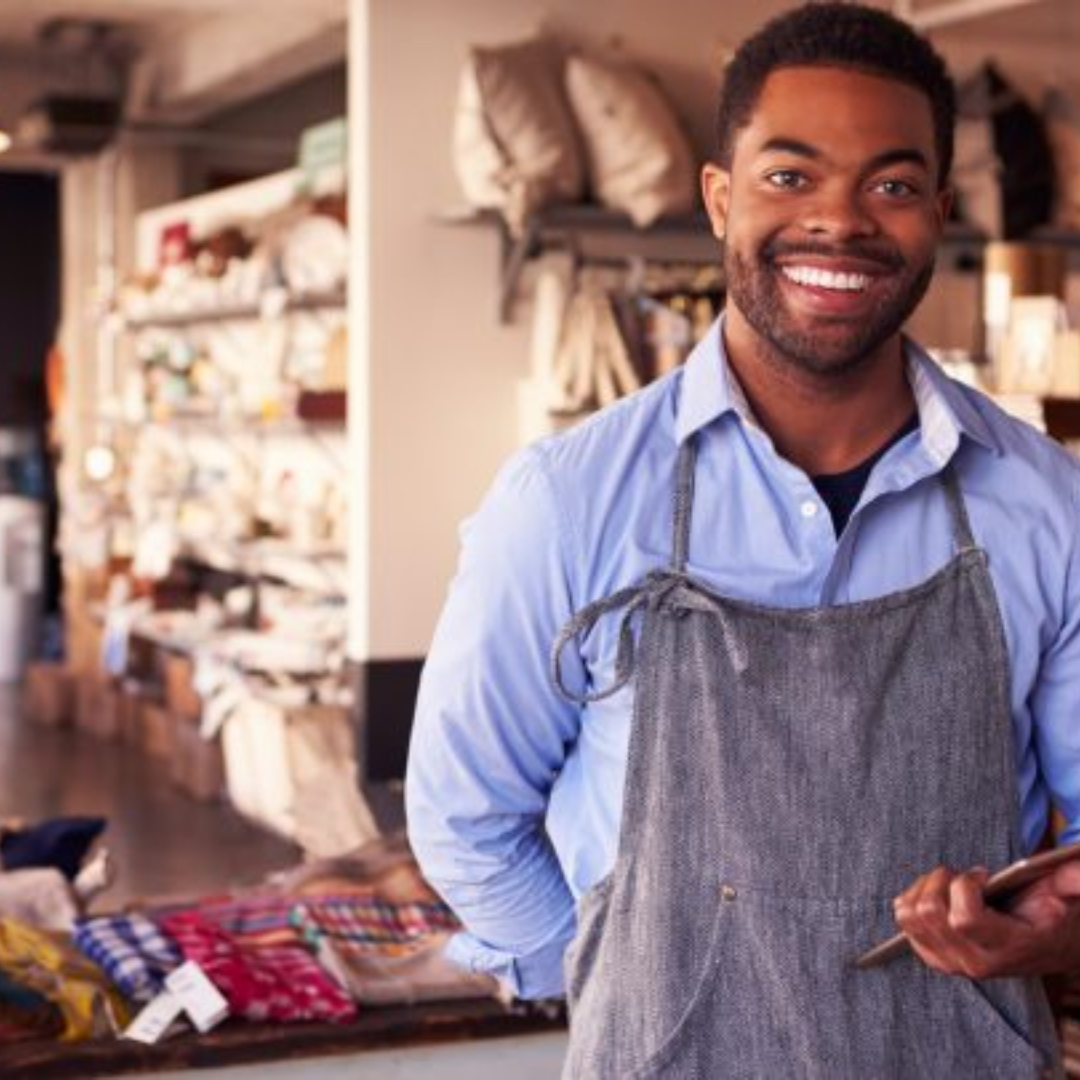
[{"x1": 444, "y1": 930, "x2": 569, "y2": 1000}]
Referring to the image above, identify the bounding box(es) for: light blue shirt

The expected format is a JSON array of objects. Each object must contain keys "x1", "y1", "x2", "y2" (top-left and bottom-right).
[{"x1": 406, "y1": 318, "x2": 1080, "y2": 1000}]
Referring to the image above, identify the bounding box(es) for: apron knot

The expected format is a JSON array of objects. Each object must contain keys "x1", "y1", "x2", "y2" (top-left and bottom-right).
[{"x1": 551, "y1": 570, "x2": 696, "y2": 703}]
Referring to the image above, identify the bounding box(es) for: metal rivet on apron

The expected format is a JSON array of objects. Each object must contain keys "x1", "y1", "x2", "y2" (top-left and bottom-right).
[{"x1": 719, "y1": 883, "x2": 738, "y2": 902}]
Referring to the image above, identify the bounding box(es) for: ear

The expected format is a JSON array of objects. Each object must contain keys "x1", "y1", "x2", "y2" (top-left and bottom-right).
[
  {"x1": 934, "y1": 185, "x2": 954, "y2": 230},
  {"x1": 701, "y1": 162, "x2": 731, "y2": 241}
]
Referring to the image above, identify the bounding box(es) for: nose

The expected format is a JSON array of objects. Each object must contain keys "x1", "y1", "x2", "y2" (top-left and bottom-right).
[{"x1": 802, "y1": 185, "x2": 878, "y2": 239}]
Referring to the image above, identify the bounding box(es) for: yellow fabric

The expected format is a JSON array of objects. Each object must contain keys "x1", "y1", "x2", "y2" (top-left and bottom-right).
[{"x1": 0, "y1": 918, "x2": 131, "y2": 1041}]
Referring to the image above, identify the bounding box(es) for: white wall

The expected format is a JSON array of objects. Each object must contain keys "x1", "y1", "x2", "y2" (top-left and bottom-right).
[{"x1": 357, "y1": 0, "x2": 786, "y2": 660}]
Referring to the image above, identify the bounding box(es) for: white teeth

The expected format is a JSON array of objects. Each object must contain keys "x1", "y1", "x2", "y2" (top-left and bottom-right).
[{"x1": 781, "y1": 265, "x2": 870, "y2": 291}]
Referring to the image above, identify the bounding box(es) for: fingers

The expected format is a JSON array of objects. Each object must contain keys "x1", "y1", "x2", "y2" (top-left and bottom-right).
[
  {"x1": 894, "y1": 866, "x2": 1018, "y2": 978},
  {"x1": 892, "y1": 861, "x2": 1080, "y2": 979},
  {"x1": 894, "y1": 866, "x2": 953, "y2": 967}
]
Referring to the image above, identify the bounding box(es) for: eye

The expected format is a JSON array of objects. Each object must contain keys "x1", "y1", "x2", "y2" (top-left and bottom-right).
[
  {"x1": 764, "y1": 169, "x2": 808, "y2": 190},
  {"x1": 872, "y1": 177, "x2": 919, "y2": 198}
]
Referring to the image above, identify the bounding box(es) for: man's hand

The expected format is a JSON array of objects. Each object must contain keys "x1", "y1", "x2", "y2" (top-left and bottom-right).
[{"x1": 893, "y1": 861, "x2": 1080, "y2": 978}]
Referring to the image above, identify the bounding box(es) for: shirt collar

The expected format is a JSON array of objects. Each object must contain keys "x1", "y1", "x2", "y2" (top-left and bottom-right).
[{"x1": 675, "y1": 314, "x2": 1002, "y2": 460}]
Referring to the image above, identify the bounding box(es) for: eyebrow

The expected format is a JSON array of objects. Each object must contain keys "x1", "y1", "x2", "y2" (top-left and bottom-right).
[{"x1": 758, "y1": 137, "x2": 931, "y2": 173}]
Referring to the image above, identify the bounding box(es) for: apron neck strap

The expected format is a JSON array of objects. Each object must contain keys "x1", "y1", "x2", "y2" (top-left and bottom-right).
[
  {"x1": 671, "y1": 439, "x2": 977, "y2": 567},
  {"x1": 671, "y1": 436, "x2": 697, "y2": 573},
  {"x1": 940, "y1": 461, "x2": 977, "y2": 553}
]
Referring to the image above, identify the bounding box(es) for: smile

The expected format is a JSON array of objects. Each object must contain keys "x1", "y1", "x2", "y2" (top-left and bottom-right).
[{"x1": 780, "y1": 266, "x2": 871, "y2": 292}]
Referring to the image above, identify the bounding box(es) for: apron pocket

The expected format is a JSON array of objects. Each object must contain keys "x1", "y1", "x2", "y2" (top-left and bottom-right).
[
  {"x1": 563, "y1": 879, "x2": 730, "y2": 1079},
  {"x1": 952, "y1": 975, "x2": 1054, "y2": 1073},
  {"x1": 623, "y1": 900, "x2": 733, "y2": 1079}
]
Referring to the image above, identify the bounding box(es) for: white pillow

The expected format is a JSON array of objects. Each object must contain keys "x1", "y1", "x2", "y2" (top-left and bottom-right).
[
  {"x1": 565, "y1": 52, "x2": 697, "y2": 227},
  {"x1": 452, "y1": 37, "x2": 584, "y2": 231}
]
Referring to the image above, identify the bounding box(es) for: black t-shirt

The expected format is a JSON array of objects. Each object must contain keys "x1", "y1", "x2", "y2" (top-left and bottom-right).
[{"x1": 811, "y1": 413, "x2": 920, "y2": 537}]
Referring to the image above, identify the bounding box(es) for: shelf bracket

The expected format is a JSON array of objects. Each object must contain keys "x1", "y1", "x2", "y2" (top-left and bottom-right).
[{"x1": 498, "y1": 217, "x2": 542, "y2": 324}]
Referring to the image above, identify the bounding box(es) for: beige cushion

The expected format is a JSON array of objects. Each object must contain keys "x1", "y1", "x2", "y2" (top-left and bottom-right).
[
  {"x1": 1045, "y1": 88, "x2": 1080, "y2": 231},
  {"x1": 452, "y1": 37, "x2": 584, "y2": 231},
  {"x1": 565, "y1": 52, "x2": 697, "y2": 227}
]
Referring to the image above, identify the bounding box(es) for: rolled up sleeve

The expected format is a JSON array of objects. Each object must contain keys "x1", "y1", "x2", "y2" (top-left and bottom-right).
[
  {"x1": 406, "y1": 446, "x2": 586, "y2": 999},
  {"x1": 1033, "y1": 469, "x2": 1080, "y2": 846}
]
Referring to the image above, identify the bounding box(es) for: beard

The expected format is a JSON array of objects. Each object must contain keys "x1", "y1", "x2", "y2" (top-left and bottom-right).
[{"x1": 723, "y1": 236, "x2": 936, "y2": 378}]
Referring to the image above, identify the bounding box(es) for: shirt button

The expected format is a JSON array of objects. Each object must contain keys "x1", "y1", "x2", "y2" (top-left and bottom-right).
[
  {"x1": 800, "y1": 499, "x2": 819, "y2": 519},
  {"x1": 719, "y1": 884, "x2": 738, "y2": 902}
]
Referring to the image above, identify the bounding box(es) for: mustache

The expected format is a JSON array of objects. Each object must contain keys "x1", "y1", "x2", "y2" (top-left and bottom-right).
[{"x1": 761, "y1": 238, "x2": 905, "y2": 271}]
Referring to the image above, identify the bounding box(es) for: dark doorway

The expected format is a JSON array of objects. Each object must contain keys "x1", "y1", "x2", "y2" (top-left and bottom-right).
[
  {"x1": 0, "y1": 169, "x2": 62, "y2": 616},
  {"x1": 0, "y1": 171, "x2": 60, "y2": 426}
]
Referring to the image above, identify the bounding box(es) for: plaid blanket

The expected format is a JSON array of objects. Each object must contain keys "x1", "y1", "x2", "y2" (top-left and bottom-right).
[
  {"x1": 72, "y1": 913, "x2": 183, "y2": 1005},
  {"x1": 290, "y1": 895, "x2": 459, "y2": 956}
]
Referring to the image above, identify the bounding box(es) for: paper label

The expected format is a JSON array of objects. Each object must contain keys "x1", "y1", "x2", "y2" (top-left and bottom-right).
[
  {"x1": 165, "y1": 960, "x2": 230, "y2": 1033},
  {"x1": 123, "y1": 989, "x2": 185, "y2": 1045}
]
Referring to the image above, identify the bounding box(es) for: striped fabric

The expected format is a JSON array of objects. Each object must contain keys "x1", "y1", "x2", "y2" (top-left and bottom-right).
[
  {"x1": 197, "y1": 895, "x2": 300, "y2": 948},
  {"x1": 290, "y1": 895, "x2": 460, "y2": 956},
  {"x1": 72, "y1": 914, "x2": 182, "y2": 1004}
]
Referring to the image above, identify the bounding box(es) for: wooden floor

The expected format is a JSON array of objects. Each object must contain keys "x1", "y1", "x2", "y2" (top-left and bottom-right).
[{"x1": 0, "y1": 682, "x2": 306, "y2": 906}]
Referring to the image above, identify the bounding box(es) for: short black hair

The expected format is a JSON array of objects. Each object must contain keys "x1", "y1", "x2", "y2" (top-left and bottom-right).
[{"x1": 716, "y1": 2, "x2": 956, "y2": 187}]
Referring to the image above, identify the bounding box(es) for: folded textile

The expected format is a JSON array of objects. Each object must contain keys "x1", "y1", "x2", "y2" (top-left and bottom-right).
[
  {"x1": 0, "y1": 969, "x2": 65, "y2": 1044},
  {"x1": 290, "y1": 894, "x2": 459, "y2": 955},
  {"x1": 310, "y1": 932, "x2": 496, "y2": 1007},
  {"x1": 197, "y1": 894, "x2": 305, "y2": 948},
  {"x1": 291, "y1": 896, "x2": 493, "y2": 1005},
  {"x1": 73, "y1": 913, "x2": 183, "y2": 1004},
  {"x1": 0, "y1": 868, "x2": 80, "y2": 932},
  {"x1": 0, "y1": 918, "x2": 131, "y2": 1040},
  {"x1": 0, "y1": 817, "x2": 106, "y2": 881},
  {"x1": 144, "y1": 892, "x2": 300, "y2": 948},
  {"x1": 161, "y1": 911, "x2": 356, "y2": 1024}
]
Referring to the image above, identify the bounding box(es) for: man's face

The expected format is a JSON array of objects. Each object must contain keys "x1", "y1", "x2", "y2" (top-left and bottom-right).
[{"x1": 702, "y1": 65, "x2": 951, "y2": 377}]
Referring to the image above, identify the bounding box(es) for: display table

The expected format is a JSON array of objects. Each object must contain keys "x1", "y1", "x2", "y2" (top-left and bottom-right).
[{"x1": 4, "y1": 998, "x2": 566, "y2": 1079}]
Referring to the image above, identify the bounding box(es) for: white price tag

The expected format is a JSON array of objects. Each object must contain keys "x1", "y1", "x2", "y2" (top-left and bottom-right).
[
  {"x1": 123, "y1": 989, "x2": 185, "y2": 1045},
  {"x1": 164, "y1": 960, "x2": 230, "y2": 1033}
]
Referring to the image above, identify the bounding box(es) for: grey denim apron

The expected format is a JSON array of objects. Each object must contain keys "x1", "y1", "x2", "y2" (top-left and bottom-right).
[{"x1": 552, "y1": 436, "x2": 1061, "y2": 1079}]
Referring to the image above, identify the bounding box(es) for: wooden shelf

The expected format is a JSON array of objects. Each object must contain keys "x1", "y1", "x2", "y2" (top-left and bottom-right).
[
  {"x1": 444, "y1": 204, "x2": 1080, "y2": 324},
  {"x1": 123, "y1": 286, "x2": 346, "y2": 330},
  {"x1": 444, "y1": 206, "x2": 719, "y2": 323}
]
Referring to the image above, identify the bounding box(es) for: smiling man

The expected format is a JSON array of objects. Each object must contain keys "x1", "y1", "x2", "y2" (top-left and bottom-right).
[{"x1": 407, "y1": 4, "x2": 1080, "y2": 1077}]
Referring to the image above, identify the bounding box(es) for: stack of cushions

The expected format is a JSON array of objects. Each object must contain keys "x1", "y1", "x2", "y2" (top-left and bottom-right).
[
  {"x1": 454, "y1": 38, "x2": 585, "y2": 232},
  {"x1": 1044, "y1": 86, "x2": 1080, "y2": 231},
  {"x1": 952, "y1": 61, "x2": 1056, "y2": 239},
  {"x1": 454, "y1": 37, "x2": 696, "y2": 231}
]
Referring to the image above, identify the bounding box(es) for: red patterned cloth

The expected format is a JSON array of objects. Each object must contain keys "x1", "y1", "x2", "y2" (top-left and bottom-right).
[{"x1": 160, "y1": 912, "x2": 356, "y2": 1024}]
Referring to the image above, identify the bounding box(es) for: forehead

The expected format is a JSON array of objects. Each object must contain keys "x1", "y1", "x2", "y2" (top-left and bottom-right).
[{"x1": 736, "y1": 64, "x2": 937, "y2": 168}]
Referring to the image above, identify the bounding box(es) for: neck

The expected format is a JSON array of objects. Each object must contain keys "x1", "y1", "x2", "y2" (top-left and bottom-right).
[{"x1": 722, "y1": 316, "x2": 916, "y2": 477}]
